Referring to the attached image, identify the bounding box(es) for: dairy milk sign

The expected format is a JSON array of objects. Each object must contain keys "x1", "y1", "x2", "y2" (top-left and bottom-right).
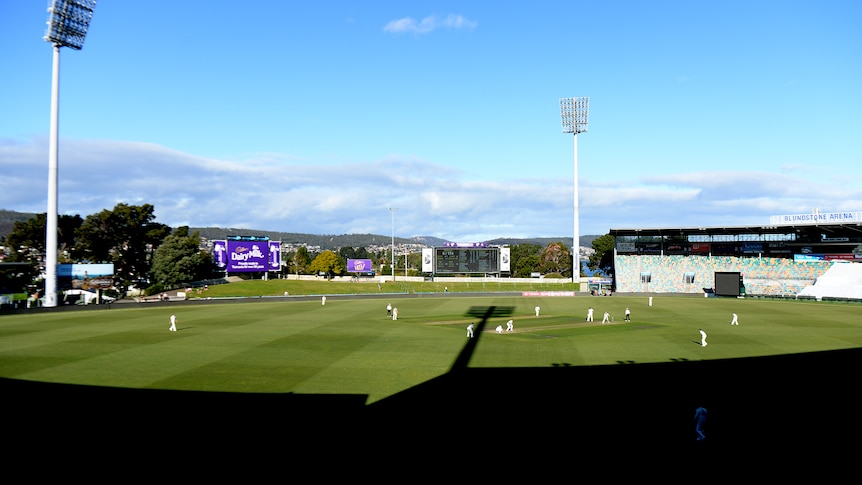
[
  {"x1": 347, "y1": 259, "x2": 373, "y2": 273},
  {"x1": 227, "y1": 240, "x2": 268, "y2": 272}
]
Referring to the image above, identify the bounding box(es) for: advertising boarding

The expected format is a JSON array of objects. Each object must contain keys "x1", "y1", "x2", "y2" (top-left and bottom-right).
[
  {"x1": 58, "y1": 263, "x2": 114, "y2": 290},
  {"x1": 268, "y1": 241, "x2": 282, "y2": 271},
  {"x1": 226, "y1": 239, "x2": 269, "y2": 272},
  {"x1": 212, "y1": 240, "x2": 228, "y2": 269},
  {"x1": 347, "y1": 258, "x2": 374, "y2": 274}
]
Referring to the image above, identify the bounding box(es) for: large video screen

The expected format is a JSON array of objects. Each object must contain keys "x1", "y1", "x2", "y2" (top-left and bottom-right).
[
  {"x1": 435, "y1": 248, "x2": 499, "y2": 274},
  {"x1": 714, "y1": 271, "x2": 742, "y2": 296},
  {"x1": 226, "y1": 239, "x2": 269, "y2": 272},
  {"x1": 57, "y1": 263, "x2": 114, "y2": 290}
]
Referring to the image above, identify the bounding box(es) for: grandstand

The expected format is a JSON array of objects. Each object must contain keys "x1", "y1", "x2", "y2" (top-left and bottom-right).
[{"x1": 609, "y1": 210, "x2": 862, "y2": 300}]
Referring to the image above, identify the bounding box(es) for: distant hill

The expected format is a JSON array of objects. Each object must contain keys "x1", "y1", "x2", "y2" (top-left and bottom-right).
[
  {"x1": 1, "y1": 210, "x2": 599, "y2": 250},
  {"x1": 182, "y1": 231, "x2": 599, "y2": 250},
  {"x1": 488, "y1": 236, "x2": 599, "y2": 248},
  {"x1": 0, "y1": 209, "x2": 37, "y2": 240},
  {"x1": 188, "y1": 229, "x2": 598, "y2": 250},
  {"x1": 189, "y1": 228, "x2": 422, "y2": 250}
]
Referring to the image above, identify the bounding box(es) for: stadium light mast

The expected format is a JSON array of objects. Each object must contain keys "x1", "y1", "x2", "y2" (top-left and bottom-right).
[
  {"x1": 560, "y1": 97, "x2": 589, "y2": 285},
  {"x1": 42, "y1": 0, "x2": 97, "y2": 308},
  {"x1": 389, "y1": 208, "x2": 398, "y2": 282}
]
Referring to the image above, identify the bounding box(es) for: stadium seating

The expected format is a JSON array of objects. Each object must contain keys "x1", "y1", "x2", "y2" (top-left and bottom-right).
[{"x1": 614, "y1": 254, "x2": 833, "y2": 296}]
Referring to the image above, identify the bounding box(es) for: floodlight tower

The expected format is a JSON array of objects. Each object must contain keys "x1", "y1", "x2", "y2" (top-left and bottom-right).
[
  {"x1": 389, "y1": 208, "x2": 398, "y2": 282},
  {"x1": 560, "y1": 97, "x2": 589, "y2": 285},
  {"x1": 43, "y1": 0, "x2": 97, "y2": 307}
]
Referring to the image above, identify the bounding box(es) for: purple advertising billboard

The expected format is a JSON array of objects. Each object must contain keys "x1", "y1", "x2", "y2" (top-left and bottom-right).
[
  {"x1": 227, "y1": 239, "x2": 269, "y2": 272},
  {"x1": 212, "y1": 240, "x2": 227, "y2": 269},
  {"x1": 347, "y1": 258, "x2": 374, "y2": 273},
  {"x1": 268, "y1": 241, "x2": 282, "y2": 271}
]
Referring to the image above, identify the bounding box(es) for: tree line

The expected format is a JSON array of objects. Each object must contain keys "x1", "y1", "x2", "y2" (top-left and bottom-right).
[
  {"x1": 0, "y1": 204, "x2": 209, "y2": 297},
  {"x1": 1, "y1": 203, "x2": 614, "y2": 298}
]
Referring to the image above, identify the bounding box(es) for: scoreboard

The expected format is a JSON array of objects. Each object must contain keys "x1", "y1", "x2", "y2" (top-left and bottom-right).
[
  {"x1": 434, "y1": 247, "x2": 499, "y2": 274},
  {"x1": 422, "y1": 243, "x2": 510, "y2": 275}
]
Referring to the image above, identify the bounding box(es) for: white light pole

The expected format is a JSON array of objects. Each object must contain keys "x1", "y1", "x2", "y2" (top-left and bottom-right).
[
  {"x1": 389, "y1": 208, "x2": 398, "y2": 282},
  {"x1": 42, "y1": 0, "x2": 97, "y2": 307},
  {"x1": 560, "y1": 97, "x2": 589, "y2": 285}
]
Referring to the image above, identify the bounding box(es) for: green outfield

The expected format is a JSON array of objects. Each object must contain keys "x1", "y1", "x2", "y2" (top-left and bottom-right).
[{"x1": 2, "y1": 286, "x2": 860, "y2": 405}]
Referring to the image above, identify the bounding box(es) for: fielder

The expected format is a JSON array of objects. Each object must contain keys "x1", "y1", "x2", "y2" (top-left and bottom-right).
[{"x1": 169, "y1": 314, "x2": 177, "y2": 332}]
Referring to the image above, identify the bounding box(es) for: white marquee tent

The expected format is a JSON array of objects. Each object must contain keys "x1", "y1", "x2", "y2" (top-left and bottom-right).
[{"x1": 797, "y1": 262, "x2": 862, "y2": 300}]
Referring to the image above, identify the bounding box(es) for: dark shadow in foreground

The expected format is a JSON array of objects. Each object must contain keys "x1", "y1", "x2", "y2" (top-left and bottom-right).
[{"x1": 3, "y1": 321, "x2": 859, "y2": 470}]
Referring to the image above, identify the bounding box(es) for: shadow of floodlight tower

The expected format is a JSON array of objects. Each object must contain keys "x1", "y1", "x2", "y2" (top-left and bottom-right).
[
  {"x1": 449, "y1": 306, "x2": 515, "y2": 372},
  {"x1": 560, "y1": 97, "x2": 590, "y2": 286},
  {"x1": 42, "y1": 1, "x2": 97, "y2": 307}
]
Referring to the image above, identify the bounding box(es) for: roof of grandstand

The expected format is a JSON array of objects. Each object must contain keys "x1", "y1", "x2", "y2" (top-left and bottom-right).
[
  {"x1": 609, "y1": 222, "x2": 862, "y2": 239},
  {"x1": 609, "y1": 210, "x2": 862, "y2": 239}
]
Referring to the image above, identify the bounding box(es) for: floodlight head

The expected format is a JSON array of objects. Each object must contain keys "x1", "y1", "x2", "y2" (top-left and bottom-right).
[
  {"x1": 44, "y1": 0, "x2": 97, "y2": 50},
  {"x1": 560, "y1": 97, "x2": 590, "y2": 134}
]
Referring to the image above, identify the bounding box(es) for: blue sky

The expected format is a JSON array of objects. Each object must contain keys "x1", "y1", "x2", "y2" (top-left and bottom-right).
[{"x1": 1, "y1": 1, "x2": 860, "y2": 242}]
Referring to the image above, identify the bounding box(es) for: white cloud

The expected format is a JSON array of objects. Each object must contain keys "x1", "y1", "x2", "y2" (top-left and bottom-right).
[
  {"x1": 384, "y1": 14, "x2": 477, "y2": 35},
  {"x1": 1, "y1": 138, "x2": 856, "y2": 241}
]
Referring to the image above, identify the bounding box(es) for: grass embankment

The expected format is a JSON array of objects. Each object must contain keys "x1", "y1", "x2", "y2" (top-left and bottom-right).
[{"x1": 187, "y1": 278, "x2": 579, "y2": 298}]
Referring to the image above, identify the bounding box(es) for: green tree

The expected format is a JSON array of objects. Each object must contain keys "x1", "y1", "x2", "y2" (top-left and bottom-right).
[
  {"x1": 338, "y1": 247, "x2": 357, "y2": 260},
  {"x1": 540, "y1": 241, "x2": 572, "y2": 277},
  {"x1": 74, "y1": 203, "x2": 171, "y2": 293},
  {"x1": 0, "y1": 262, "x2": 38, "y2": 294},
  {"x1": 510, "y1": 243, "x2": 542, "y2": 278},
  {"x1": 338, "y1": 246, "x2": 370, "y2": 261},
  {"x1": 292, "y1": 246, "x2": 312, "y2": 275},
  {"x1": 372, "y1": 249, "x2": 388, "y2": 275},
  {"x1": 308, "y1": 250, "x2": 345, "y2": 279},
  {"x1": 4, "y1": 213, "x2": 82, "y2": 263},
  {"x1": 589, "y1": 234, "x2": 615, "y2": 277},
  {"x1": 406, "y1": 251, "x2": 421, "y2": 276},
  {"x1": 150, "y1": 227, "x2": 214, "y2": 287}
]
